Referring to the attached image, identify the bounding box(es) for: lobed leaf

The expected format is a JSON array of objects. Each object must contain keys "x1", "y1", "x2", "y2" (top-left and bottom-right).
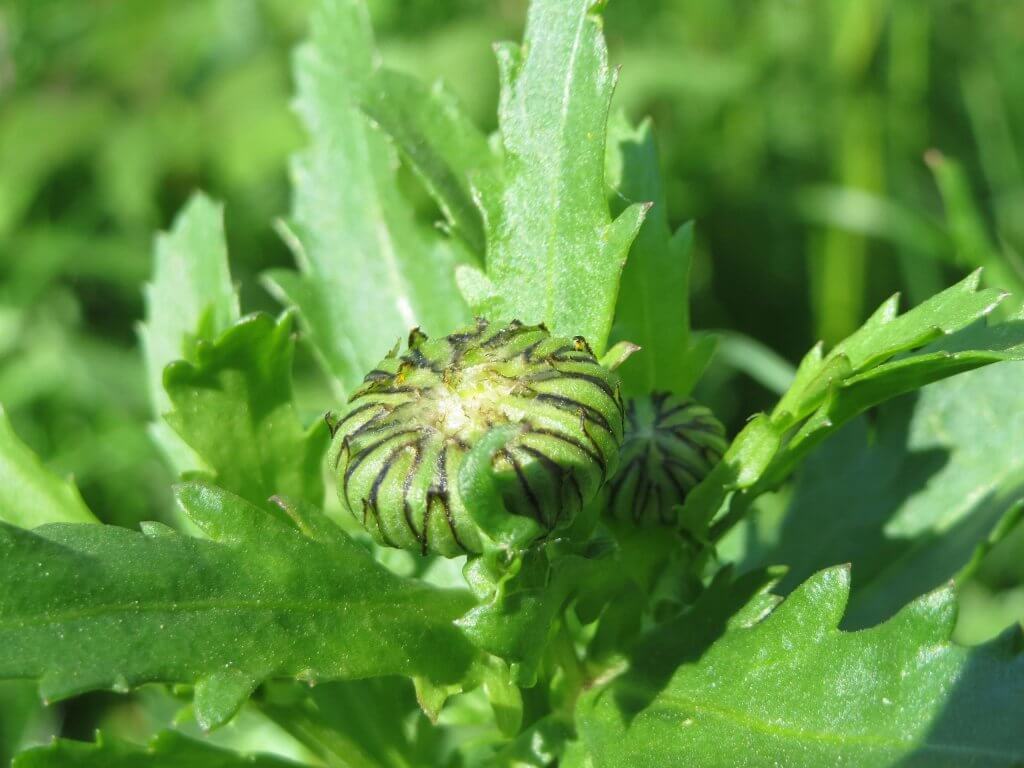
[
  {"x1": 0, "y1": 482, "x2": 477, "y2": 731},
  {"x1": 683, "y1": 274, "x2": 1023, "y2": 530},
  {"x1": 265, "y1": 0, "x2": 470, "y2": 397},
  {"x1": 0, "y1": 405, "x2": 96, "y2": 527},
  {"x1": 606, "y1": 113, "x2": 713, "y2": 396},
  {"x1": 163, "y1": 312, "x2": 328, "y2": 514},
  {"x1": 140, "y1": 193, "x2": 240, "y2": 473},
  {"x1": 748, "y1": 344, "x2": 1024, "y2": 628},
  {"x1": 574, "y1": 566, "x2": 1024, "y2": 767},
  {"x1": 775, "y1": 270, "x2": 1005, "y2": 421},
  {"x1": 458, "y1": 0, "x2": 647, "y2": 354}
]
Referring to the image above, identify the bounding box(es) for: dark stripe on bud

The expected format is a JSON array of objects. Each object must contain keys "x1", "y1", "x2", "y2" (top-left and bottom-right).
[
  {"x1": 330, "y1": 319, "x2": 624, "y2": 556},
  {"x1": 607, "y1": 393, "x2": 727, "y2": 526}
]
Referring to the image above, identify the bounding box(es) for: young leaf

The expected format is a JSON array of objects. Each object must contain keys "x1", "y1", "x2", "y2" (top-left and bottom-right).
[
  {"x1": 140, "y1": 193, "x2": 240, "y2": 473},
  {"x1": 163, "y1": 312, "x2": 328, "y2": 513},
  {"x1": 574, "y1": 566, "x2": 1024, "y2": 767},
  {"x1": 776, "y1": 270, "x2": 1005, "y2": 421},
  {"x1": 458, "y1": 0, "x2": 648, "y2": 354},
  {"x1": 0, "y1": 405, "x2": 96, "y2": 527},
  {"x1": 0, "y1": 482, "x2": 477, "y2": 731},
  {"x1": 606, "y1": 113, "x2": 712, "y2": 396},
  {"x1": 683, "y1": 273, "x2": 1022, "y2": 530},
  {"x1": 12, "y1": 730, "x2": 301, "y2": 767},
  {"x1": 264, "y1": 0, "x2": 470, "y2": 397}
]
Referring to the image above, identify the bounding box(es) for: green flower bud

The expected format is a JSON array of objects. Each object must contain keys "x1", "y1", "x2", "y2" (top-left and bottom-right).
[
  {"x1": 607, "y1": 393, "x2": 727, "y2": 526},
  {"x1": 329, "y1": 319, "x2": 624, "y2": 557}
]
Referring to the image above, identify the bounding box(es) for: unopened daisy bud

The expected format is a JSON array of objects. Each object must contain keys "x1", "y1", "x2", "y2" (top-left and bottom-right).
[
  {"x1": 329, "y1": 319, "x2": 624, "y2": 556},
  {"x1": 607, "y1": 393, "x2": 727, "y2": 526}
]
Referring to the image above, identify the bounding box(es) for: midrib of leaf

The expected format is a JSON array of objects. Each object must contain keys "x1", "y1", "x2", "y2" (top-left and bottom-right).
[
  {"x1": 643, "y1": 694, "x2": 1020, "y2": 761},
  {"x1": 543, "y1": 7, "x2": 591, "y2": 324},
  {"x1": 0, "y1": 590, "x2": 451, "y2": 631}
]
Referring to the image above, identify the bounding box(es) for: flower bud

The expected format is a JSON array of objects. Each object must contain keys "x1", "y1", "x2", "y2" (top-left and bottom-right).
[
  {"x1": 330, "y1": 319, "x2": 624, "y2": 556},
  {"x1": 607, "y1": 393, "x2": 727, "y2": 526}
]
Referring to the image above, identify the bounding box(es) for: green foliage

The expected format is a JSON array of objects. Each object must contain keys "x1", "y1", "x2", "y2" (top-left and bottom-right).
[
  {"x1": 742, "y1": 345, "x2": 1024, "y2": 628},
  {"x1": 681, "y1": 271, "x2": 1024, "y2": 533},
  {"x1": 573, "y1": 567, "x2": 1024, "y2": 767},
  {"x1": 0, "y1": 483, "x2": 476, "y2": 731},
  {"x1": 606, "y1": 114, "x2": 714, "y2": 396},
  {"x1": 0, "y1": 405, "x2": 96, "y2": 527},
  {"x1": 141, "y1": 192, "x2": 240, "y2": 473},
  {"x1": 264, "y1": 0, "x2": 470, "y2": 397},
  {"x1": 164, "y1": 312, "x2": 328, "y2": 513},
  {"x1": 3, "y1": 0, "x2": 1024, "y2": 764},
  {"x1": 359, "y1": 68, "x2": 496, "y2": 256},
  {"x1": 455, "y1": 0, "x2": 647, "y2": 355}
]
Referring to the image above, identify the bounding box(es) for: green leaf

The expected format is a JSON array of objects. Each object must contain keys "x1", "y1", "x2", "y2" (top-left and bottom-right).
[
  {"x1": 359, "y1": 68, "x2": 497, "y2": 256},
  {"x1": 13, "y1": 730, "x2": 301, "y2": 767},
  {"x1": 140, "y1": 192, "x2": 240, "y2": 473},
  {"x1": 776, "y1": 270, "x2": 1005, "y2": 421},
  {"x1": 0, "y1": 482, "x2": 477, "y2": 730},
  {"x1": 747, "y1": 349, "x2": 1024, "y2": 628},
  {"x1": 0, "y1": 405, "x2": 96, "y2": 527},
  {"x1": 265, "y1": 0, "x2": 470, "y2": 397},
  {"x1": 683, "y1": 273, "x2": 1021, "y2": 530},
  {"x1": 458, "y1": 548, "x2": 609, "y2": 686},
  {"x1": 606, "y1": 113, "x2": 708, "y2": 396},
  {"x1": 458, "y1": 0, "x2": 647, "y2": 354},
  {"x1": 575, "y1": 566, "x2": 1024, "y2": 767},
  {"x1": 163, "y1": 312, "x2": 328, "y2": 513}
]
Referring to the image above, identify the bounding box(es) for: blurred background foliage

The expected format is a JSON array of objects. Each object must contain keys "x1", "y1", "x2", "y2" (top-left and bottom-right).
[{"x1": 1, "y1": 0, "x2": 1023, "y2": 759}]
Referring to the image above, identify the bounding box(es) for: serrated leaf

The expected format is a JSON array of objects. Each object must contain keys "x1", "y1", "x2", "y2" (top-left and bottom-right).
[
  {"x1": 140, "y1": 192, "x2": 240, "y2": 473},
  {"x1": 359, "y1": 68, "x2": 497, "y2": 256},
  {"x1": 748, "y1": 348, "x2": 1024, "y2": 628},
  {"x1": 12, "y1": 730, "x2": 300, "y2": 767},
  {"x1": 684, "y1": 276, "x2": 1022, "y2": 530},
  {"x1": 775, "y1": 270, "x2": 1005, "y2": 421},
  {"x1": 266, "y1": 0, "x2": 469, "y2": 396},
  {"x1": 0, "y1": 482, "x2": 477, "y2": 729},
  {"x1": 0, "y1": 405, "x2": 96, "y2": 527},
  {"x1": 463, "y1": 0, "x2": 647, "y2": 354},
  {"x1": 163, "y1": 312, "x2": 328, "y2": 514},
  {"x1": 575, "y1": 566, "x2": 1024, "y2": 767},
  {"x1": 606, "y1": 113, "x2": 708, "y2": 396}
]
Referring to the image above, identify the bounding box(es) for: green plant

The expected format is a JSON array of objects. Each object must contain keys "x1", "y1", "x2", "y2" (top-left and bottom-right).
[{"x1": 3, "y1": 0, "x2": 1024, "y2": 765}]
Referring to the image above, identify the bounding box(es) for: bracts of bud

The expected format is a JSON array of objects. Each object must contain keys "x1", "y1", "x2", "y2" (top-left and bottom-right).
[
  {"x1": 606, "y1": 392, "x2": 727, "y2": 526},
  {"x1": 329, "y1": 319, "x2": 624, "y2": 557}
]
